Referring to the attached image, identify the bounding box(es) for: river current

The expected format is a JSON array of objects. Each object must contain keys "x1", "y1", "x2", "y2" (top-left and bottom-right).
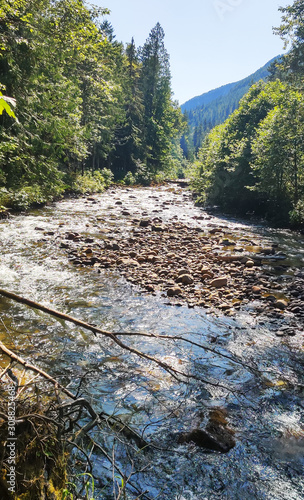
[{"x1": 0, "y1": 185, "x2": 303, "y2": 499}]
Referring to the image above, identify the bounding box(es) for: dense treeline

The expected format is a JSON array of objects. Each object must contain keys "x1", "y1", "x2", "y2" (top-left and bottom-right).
[
  {"x1": 192, "y1": 0, "x2": 304, "y2": 228},
  {"x1": 0, "y1": 0, "x2": 184, "y2": 209}
]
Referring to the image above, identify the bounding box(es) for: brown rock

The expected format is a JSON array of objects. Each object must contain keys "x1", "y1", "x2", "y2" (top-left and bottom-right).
[
  {"x1": 245, "y1": 260, "x2": 255, "y2": 268},
  {"x1": 178, "y1": 269, "x2": 191, "y2": 276},
  {"x1": 210, "y1": 277, "x2": 228, "y2": 288},
  {"x1": 152, "y1": 225, "x2": 164, "y2": 232},
  {"x1": 275, "y1": 299, "x2": 288, "y2": 310},
  {"x1": 201, "y1": 272, "x2": 214, "y2": 280},
  {"x1": 179, "y1": 274, "x2": 194, "y2": 285},
  {"x1": 178, "y1": 425, "x2": 235, "y2": 453},
  {"x1": 167, "y1": 286, "x2": 182, "y2": 297},
  {"x1": 218, "y1": 303, "x2": 231, "y2": 310},
  {"x1": 117, "y1": 258, "x2": 139, "y2": 266}
]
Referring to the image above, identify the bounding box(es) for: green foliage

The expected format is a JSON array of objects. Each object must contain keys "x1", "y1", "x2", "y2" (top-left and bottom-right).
[
  {"x1": 0, "y1": 184, "x2": 64, "y2": 210},
  {"x1": 251, "y1": 89, "x2": 304, "y2": 211},
  {"x1": 139, "y1": 23, "x2": 184, "y2": 174},
  {"x1": 193, "y1": 75, "x2": 304, "y2": 224},
  {"x1": 67, "y1": 171, "x2": 107, "y2": 195},
  {"x1": 180, "y1": 57, "x2": 278, "y2": 154},
  {"x1": 274, "y1": 0, "x2": 304, "y2": 86},
  {"x1": 123, "y1": 171, "x2": 136, "y2": 185},
  {"x1": 0, "y1": 91, "x2": 17, "y2": 119},
  {"x1": 0, "y1": 3, "x2": 183, "y2": 205},
  {"x1": 289, "y1": 200, "x2": 304, "y2": 227}
]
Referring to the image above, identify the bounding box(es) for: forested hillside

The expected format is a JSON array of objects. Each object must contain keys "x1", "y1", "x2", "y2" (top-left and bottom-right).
[
  {"x1": 192, "y1": 0, "x2": 304, "y2": 228},
  {"x1": 0, "y1": 0, "x2": 184, "y2": 210},
  {"x1": 180, "y1": 57, "x2": 278, "y2": 156}
]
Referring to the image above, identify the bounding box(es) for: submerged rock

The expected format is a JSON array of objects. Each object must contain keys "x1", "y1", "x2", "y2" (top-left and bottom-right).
[
  {"x1": 178, "y1": 425, "x2": 235, "y2": 453},
  {"x1": 178, "y1": 408, "x2": 236, "y2": 453}
]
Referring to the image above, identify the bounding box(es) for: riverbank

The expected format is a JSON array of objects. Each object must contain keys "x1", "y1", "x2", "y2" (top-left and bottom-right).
[{"x1": 52, "y1": 185, "x2": 304, "y2": 337}]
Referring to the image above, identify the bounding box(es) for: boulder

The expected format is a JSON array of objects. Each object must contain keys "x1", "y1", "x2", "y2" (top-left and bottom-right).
[
  {"x1": 275, "y1": 299, "x2": 288, "y2": 310},
  {"x1": 139, "y1": 219, "x2": 151, "y2": 227},
  {"x1": 178, "y1": 274, "x2": 194, "y2": 285},
  {"x1": 167, "y1": 286, "x2": 182, "y2": 297},
  {"x1": 178, "y1": 408, "x2": 235, "y2": 453},
  {"x1": 210, "y1": 277, "x2": 228, "y2": 288},
  {"x1": 178, "y1": 425, "x2": 235, "y2": 453}
]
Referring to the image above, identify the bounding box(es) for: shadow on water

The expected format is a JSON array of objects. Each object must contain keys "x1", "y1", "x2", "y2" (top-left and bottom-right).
[{"x1": 0, "y1": 186, "x2": 303, "y2": 499}]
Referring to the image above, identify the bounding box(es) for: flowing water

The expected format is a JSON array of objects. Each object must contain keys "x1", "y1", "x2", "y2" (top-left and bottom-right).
[{"x1": 0, "y1": 185, "x2": 303, "y2": 499}]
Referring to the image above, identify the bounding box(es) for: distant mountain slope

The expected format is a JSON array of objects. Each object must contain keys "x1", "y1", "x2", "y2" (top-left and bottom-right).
[{"x1": 181, "y1": 57, "x2": 279, "y2": 152}]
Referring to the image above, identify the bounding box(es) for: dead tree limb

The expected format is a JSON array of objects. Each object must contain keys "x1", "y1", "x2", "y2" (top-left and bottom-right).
[
  {"x1": 0, "y1": 339, "x2": 149, "y2": 449},
  {"x1": 0, "y1": 338, "x2": 76, "y2": 400},
  {"x1": 0, "y1": 288, "x2": 233, "y2": 389}
]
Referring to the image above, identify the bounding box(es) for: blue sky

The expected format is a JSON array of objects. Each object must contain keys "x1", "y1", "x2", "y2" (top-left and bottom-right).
[{"x1": 96, "y1": 0, "x2": 290, "y2": 105}]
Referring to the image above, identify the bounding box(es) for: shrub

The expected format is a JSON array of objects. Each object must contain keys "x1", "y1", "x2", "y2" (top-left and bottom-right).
[
  {"x1": 289, "y1": 200, "x2": 304, "y2": 228},
  {"x1": 123, "y1": 171, "x2": 136, "y2": 186}
]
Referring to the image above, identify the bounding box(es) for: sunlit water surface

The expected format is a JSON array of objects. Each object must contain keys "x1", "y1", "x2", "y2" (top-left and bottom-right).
[{"x1": 0, "y1": 186, "x2": 303, "y2": 499}]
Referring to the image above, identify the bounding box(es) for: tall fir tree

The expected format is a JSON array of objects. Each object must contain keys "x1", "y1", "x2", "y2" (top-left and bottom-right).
[
  {"x1": 139, "y1": 23, "x2": 182, "y2": 174},
  {"x1": 110, "y1": 37, "x2": 145, "y2": 178}
]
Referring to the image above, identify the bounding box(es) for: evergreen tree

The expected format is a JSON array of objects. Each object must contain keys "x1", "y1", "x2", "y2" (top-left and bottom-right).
[
  {"x1": 110, "y1": 38, "x2": 145, "y2": 178},
  {"x1": 274, "y1": 0, "x2": 304, "y2": 86},
  {"x1": 139, "y1": 23, "x2": 183, "y2": 174}
]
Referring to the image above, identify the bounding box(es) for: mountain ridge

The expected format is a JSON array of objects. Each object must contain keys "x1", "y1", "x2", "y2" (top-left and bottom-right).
[
  {"x1": 180, "y1": 56, "x2": 280, "y2": 153},
  {"x1": 181, "y1": 56, "x2": 278, "y2": 113}
]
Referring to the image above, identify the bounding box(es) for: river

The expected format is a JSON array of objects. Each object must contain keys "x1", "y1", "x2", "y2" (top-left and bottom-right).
[{"x1": 0, "y1": 184, "x2": 303, "y2": 499}]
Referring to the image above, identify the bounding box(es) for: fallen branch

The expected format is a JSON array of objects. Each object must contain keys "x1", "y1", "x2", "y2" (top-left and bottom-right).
[
  {"x1": 0, "y1": 288, "x2": 233, "y2": 389},
  {"x1": 0, "y1": 339, "x2": 149, "y2": 449}
]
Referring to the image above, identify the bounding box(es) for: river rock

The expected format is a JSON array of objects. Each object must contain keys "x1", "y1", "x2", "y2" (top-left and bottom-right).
[
  {"x1": 117, "y1": 258, "x2": 139, "y2": 267},
  {"x1": 152, "y1": 224, "x2": 164, "y2": 232},
  {"x1": 275, "y1": 299, "x2": 288, "y2": 310},
  {"x1": 178, "y1": 269, "x2": 191, "y2": 276},
  {"x1": 178, "y1": 424, "x2": 235, "y2": 453},
  {"x1": 177, "y1": 274, "x2": 194, "y2": 285},
  {"x1": 245, "y1": 259, "x2": 255, "y2": 268},
  {"x1": 167, "y1": 286, "x2": 182, "y2": 297},
  {"x1": 210, "y1": 277, "x2": 228, "y2": 288},
  {"x1": 139, "y1": 219, "x2": 151, "y2": 227}
]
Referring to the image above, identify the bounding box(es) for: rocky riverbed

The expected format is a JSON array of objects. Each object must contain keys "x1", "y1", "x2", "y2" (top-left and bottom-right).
[
  {"x1": 46, "y1": 185, "x2": 304, "y2": 336},
  {"x1": 2, "y1": 183, "x2": 304, "y2": 499}
]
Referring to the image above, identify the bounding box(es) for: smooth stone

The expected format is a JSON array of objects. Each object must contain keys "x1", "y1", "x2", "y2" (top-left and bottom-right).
[
  {"x1": 139, "y1": 219, "x2": 151, "y2": 227},
  {"x1": 167, "y1": 286, "x2": 182, "y2": 297},
  {"x1": 176, "y1": 274, "x2": 194, "y2": 285},
  {"x1": 275, "y1": 299, "x2": 288, "y2": 310},
  {"x1": 210, "y1": 277, "x2": 228, "y2": 288}
]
